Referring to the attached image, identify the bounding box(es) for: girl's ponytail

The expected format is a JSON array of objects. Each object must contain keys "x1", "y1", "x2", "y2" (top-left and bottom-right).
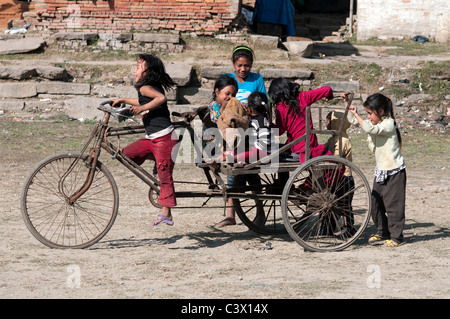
[
  {"x1": 388, "y1": 99, "x2": 402, "y2": 148},
  {"x1": 248, "y1": 92, "x2": 270, "y2": 121}
]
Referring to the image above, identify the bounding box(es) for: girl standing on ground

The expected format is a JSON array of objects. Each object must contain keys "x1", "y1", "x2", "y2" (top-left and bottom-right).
[
  {"x1": 348, "y1": 93, "x2": 406, "y2": 247},
  {"x1": 112, "y1": 53, "x2": 178, "y2": 228},
  {"x1": 268, "y1": 77, "x2": 335, "y2": 163}
]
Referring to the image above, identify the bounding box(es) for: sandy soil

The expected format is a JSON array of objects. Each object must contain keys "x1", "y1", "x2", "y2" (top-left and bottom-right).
[
  {"x1": 0, "y1": 42, "x2": 449, "y2": 302},
  {"x1": 0, "y1": 141, "x2": 449, "y2": 300}
]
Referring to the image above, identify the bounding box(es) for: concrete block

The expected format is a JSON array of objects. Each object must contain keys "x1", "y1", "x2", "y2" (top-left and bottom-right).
[
  {"x1": 0, "y1": 83, "x2": 37, "y2": 98},
  {"x1": 133, "y1": 33, "x2": 180, "y2": 43},
  {"x1": 177, "y1": 87, "x2": 211, "y2": 105},
  {"x1": 260, "y1": 68, "x2": 312, "y2": 80},
  {"x1": 0, "y1": 66, "x2": 37, "y2": 80},
  {"x1": 63, "y1": 96, "x2": 107, "y2": 120},
  {"x1": 200, "y1": 66, "x2": 232, "y2": 80},
  {"x1": 249, "y1": 34, "x2": 279, "y2": 48},
  {"x1": 0, "y1": 37, "x2": 45, "y2": 55},
  {"x1": 320, "y1": 81, "x2": 360, "y2": 92},
  {"x1": 166, "y1": 62, "x2": 193, "y2": 86},
  {"x1": 0, "y1": 99, "x2": 25, "y2": 111},
  {"x1": 282, "y1": 39, "x2": 314, "y2": 58},
  {"x1": 36, "y1": 82, "x2": 91, "y2": 95},
  {"x1": 53, "y1": 32, "x2": 99, "y2": 41}
]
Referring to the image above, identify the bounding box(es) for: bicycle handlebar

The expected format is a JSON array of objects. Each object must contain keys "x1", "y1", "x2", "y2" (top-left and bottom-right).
[{"x1": 98, "y1": 101, "x2": 131, "y2": 114}]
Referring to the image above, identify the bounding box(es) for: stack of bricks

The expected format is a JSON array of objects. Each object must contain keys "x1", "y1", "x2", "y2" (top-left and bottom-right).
[{"x1": 34, "y1": 0, "x2": 240, "y2": 35}]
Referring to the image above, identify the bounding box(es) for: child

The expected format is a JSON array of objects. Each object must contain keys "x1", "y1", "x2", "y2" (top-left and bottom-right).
[
  {"x1": 226, "y1": 45, "x2": 268, "y2": 105},
  {"x1": 220, "y1": 92, "x2": 272, "y2": 164},
  {"x1": 112, "y1": 54, "x2": 178, "y2": 228},
  {"x1": 211, "y1": 46, "x2": 268, "y2": 228},
  {"x1": 348, "y1": 93, "x2": 406, "y2": 247},
  {"x1": 268, "y1": 77, "x2": 335, "y2": 163},
  {"x1": 214, "y1": 92, "x2": 270, "y2": 229},
  {"x1": 325, "y1": 109, "x2": 355, "y2": 236},
  {"x1": 203, "y1": 74, "x2": 239, "y2": 152}
]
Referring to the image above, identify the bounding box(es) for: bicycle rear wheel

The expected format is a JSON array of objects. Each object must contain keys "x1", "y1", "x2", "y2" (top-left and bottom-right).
[
  {"x1": 233, "y1": 172, "x2": 289, "y2": 235},
  {"x1": 20, "y1": 152, "x2": 119, "y2": 249}
]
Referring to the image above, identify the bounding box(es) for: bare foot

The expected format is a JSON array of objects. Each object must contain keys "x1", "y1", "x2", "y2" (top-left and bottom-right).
[
  {"x1": 214, "y1": 217, "x2": 236, "y2": 228},
  {"x1": 253, "y1": 211, "x2": 266, "y2": 228}
]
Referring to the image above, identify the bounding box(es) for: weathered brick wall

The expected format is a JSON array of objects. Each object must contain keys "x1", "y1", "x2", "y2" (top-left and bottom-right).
[
  {"x1": 357, "y1": 0, "x2": 449, "y2": 42},
  {"x1": 33, "y1": 0, "x2": 241, "y2": 35},
  {"x1": 0, "y1": 0, "x2": 32, "y2": 29}
]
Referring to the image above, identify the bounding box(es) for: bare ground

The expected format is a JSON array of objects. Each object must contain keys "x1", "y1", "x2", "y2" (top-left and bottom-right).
[
  {"x1": 0, "y1": 127, "x2": 449, "y2": 300},
  {"x1": 0, "y1": 43, "x2": 449, "y2": 301}
]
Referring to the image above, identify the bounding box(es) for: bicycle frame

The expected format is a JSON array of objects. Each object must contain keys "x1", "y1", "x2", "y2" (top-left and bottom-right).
[{"x1": 67, "y1": 104, "x2": 228, "y2": 208}]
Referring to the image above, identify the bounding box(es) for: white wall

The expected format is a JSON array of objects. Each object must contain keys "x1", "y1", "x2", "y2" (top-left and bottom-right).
[{"x1": 357, "y1": 0, "x2": 449, "y2": 42}]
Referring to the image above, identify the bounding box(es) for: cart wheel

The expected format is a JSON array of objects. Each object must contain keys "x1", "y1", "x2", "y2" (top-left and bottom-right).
[
  {"x1": 148, "y1": 188, "x2": 162, "y2": 208},
  {"x1": 233, "y1": 172, "x2": 289, "y2": 235},
  {"x1": 281, "y1": 156, "x2": 371, "y2": 252},
  {"x1": 20, "y1": 152, "x2": 119, "y2": 249}
]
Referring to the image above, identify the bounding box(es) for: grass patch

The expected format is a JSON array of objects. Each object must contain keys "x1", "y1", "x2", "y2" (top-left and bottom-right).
[{"x1": 323, "y1": 127, "x2": 450, "y2": 170}]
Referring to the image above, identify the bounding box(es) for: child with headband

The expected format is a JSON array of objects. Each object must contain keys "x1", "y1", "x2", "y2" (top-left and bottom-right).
[{"x1": 226, "y1": 45, "x2": 268, "y2": 105}]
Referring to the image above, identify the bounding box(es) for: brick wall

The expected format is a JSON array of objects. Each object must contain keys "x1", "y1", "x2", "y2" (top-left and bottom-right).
[
  {"x1": 0, "y1": 0, "x2": 32, "y2": 30},
  {"x1": 33, "y1": 0, "x2": 241, "y2": 35}
]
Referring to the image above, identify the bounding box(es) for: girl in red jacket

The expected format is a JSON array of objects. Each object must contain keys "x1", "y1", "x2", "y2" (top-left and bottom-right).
[{"x1": 268, "y1": 78, "x2": 334, "y2": 162}]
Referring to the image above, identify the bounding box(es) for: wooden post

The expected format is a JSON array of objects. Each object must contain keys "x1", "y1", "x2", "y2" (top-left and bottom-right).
[{"x1": 349, "y1": 0, "x2": 354, "y2": 36}]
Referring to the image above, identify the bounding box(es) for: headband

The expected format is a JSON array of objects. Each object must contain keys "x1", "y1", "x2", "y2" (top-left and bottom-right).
[{"x1": 233, "y1": 46, "x2": 254, "y2": 54}]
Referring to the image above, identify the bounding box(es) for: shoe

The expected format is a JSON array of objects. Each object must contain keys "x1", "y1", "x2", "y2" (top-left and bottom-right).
[
  {"x1": 368, "y1": 234, "x2": 389, "y2": 245},
  {"x1": 382, "y1": 239, "x2": 404, "y2": 247}
]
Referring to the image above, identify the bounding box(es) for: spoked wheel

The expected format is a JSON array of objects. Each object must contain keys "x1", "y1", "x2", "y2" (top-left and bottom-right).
[
  {"x1": 148, "y1": 188, "x2": 162, "y2": 208},
  {"x1": 232, "y1": 172, "x2": 290, "y2": 234},
  {"x1": 20, "y1": 152, "x2": 119, "y2": 249},
  {"x1": 281, "y1": 156, "x2": 371, "y2": 252}
]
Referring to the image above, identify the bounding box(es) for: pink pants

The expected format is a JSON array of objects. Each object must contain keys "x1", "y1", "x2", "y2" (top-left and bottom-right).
[
  {"x1": 236, "y1": 147, "x2": 268, "y2": 163},
  {"x1": 123, "y1": 134, "x2": 177, "y2": 207}
]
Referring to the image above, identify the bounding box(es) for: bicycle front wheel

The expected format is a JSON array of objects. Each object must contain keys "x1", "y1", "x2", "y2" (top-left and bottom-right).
[{"x1": 20, "y1": 152, "x2": 119, "y2": 249}]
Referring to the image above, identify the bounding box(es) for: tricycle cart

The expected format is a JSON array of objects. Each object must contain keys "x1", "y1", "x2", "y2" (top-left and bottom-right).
[{"x1": 20, "y1": 94, "x2": 371, "y2": 252}]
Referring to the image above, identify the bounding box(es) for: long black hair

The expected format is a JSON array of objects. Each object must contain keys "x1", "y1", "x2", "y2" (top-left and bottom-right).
[
  {"x1": 363, "y1": 93, "x2": 402, "y2": 146},
  {"x1": 212, "y1": 74, "x2": 238, "y2": 101},
  {"x1": 268, "y1": 78, "x2": 301, "y2": 114},
  {"x1": 135, "y1": 54, "x2": 176, "y2": 91}
]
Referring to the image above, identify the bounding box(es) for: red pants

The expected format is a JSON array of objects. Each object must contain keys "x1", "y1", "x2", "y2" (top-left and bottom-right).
[{"x1": 123, "y1": 133, "x2": 177, "y2": 207}]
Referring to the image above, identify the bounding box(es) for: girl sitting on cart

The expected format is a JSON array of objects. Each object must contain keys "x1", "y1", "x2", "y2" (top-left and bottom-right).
[
  {"x1": 268, "y1": 77, "x2": 335, "y2": 163},
  {"x1": 219, "y1": 91, "x2": 272, "y2": 164}
]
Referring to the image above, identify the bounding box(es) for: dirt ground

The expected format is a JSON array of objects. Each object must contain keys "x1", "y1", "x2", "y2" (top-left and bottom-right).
[
  {"x1": 0, "y1": 126, "x2": 449, "y2": 301},
  {"x1": 0, "y1": 41, "x2": 449, "y2": 301}
]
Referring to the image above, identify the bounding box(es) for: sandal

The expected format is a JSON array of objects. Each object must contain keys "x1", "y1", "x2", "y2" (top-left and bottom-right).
[
  {"x1": 368, "y1": 234, "x2": 389, "y2": 245},
  {"x1": 150, "y1": 214, "x2": 174, "y2": 228},
  {"x1": 382, "y1": 239, "x2": 404, "y2": 247}
]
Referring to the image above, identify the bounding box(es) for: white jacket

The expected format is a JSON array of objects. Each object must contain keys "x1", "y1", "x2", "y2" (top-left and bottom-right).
[{"x1": 348, "y1": 113, "x2": 404, "y2": 170}]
